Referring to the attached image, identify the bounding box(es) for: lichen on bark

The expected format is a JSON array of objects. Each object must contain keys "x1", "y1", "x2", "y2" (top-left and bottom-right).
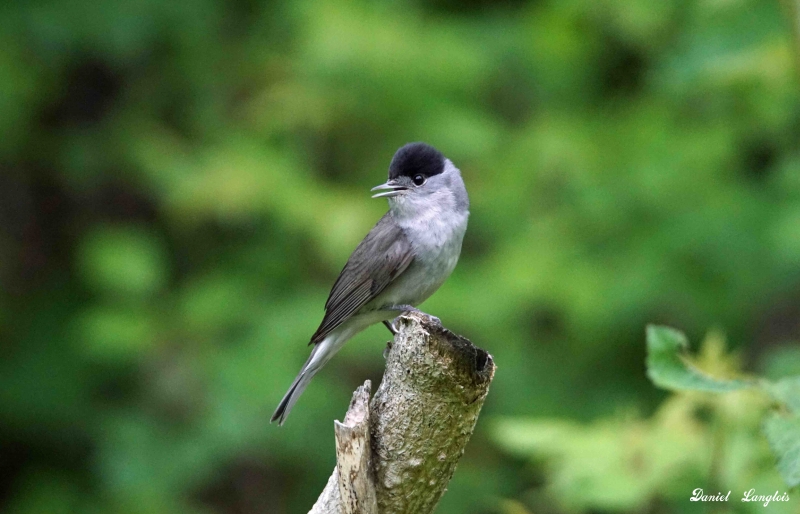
[{"x1": 309, "y1": 312, "x2": 495, "y2": 514}]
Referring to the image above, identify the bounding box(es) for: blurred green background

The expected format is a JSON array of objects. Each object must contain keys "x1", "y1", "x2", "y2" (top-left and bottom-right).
[{"x1": 1, "y1": 0, "x2": 800, "y2": 512}]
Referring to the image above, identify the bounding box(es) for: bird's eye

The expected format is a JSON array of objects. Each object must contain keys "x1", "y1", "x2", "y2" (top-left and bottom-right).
[{"x1": 413, "y1": 174, "x2": 426, "y2": 186}]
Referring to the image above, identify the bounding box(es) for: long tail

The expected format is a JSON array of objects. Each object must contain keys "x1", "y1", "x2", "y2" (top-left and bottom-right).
[
  {"x1": 271, "y1": 338, "x2": 334, "y2": 426},
  {"x1": 271, "y1": 364, "x2": 318, "y2": 426}
]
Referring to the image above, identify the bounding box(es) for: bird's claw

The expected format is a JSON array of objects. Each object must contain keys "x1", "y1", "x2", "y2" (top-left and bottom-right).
[
  {"x1": 382, "y1": 319, "x2": 399, "y2": 336},
  {"x1": 383, "y1": 305, "x2": 442, "y2": 329}
]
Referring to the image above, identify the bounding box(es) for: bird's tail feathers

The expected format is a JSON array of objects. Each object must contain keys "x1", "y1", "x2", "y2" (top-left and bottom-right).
[
  {"x1": 271, "y1": 338, "x2": 335, "y2": 426},
  {"x1": 271, "y1": 366, "x2": 317, "y2": 426}
]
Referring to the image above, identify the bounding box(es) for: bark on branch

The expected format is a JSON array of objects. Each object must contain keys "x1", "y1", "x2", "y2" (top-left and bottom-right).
[{"x1": 309, "y1": 312, "x2": 496, "y2": 514}]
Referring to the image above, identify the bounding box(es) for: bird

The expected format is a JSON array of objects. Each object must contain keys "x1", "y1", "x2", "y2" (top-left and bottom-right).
[{"x1": 271, "y1": 142, "x2": 470, "y2": 425}]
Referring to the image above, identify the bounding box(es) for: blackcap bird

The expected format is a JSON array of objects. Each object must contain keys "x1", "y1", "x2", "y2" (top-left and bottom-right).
[{"x1": 271, "y1": 142, "x2": 469, "y2": 425}]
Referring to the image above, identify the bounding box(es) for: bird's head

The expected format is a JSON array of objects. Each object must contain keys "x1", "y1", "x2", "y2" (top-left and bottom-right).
[{"x1": 371, "y1": 142, "x2": 468, "y2": 215}]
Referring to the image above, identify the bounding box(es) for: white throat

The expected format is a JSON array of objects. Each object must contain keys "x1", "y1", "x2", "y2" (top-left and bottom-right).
[{"x1": 388, "y1": 161, "x2": 469, "y2": 263}]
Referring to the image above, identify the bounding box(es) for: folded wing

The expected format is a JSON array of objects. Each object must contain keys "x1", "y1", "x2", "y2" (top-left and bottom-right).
[{"x1": 309, "y1": 213, "x2": 414, "y2": 345}]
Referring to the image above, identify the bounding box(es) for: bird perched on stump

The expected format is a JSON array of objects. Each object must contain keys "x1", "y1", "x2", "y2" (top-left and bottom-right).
[{"x1": 272, "y1": 142, "x2": 470, "y2": 425}]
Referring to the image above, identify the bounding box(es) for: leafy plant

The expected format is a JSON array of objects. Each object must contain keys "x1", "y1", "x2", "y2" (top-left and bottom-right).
[
  {"x1": 647, "y1": 325, "x2": 800, "y2": 489},
  {"x1": 492, "y1": 328, "x2": 799, "y2": 513}
]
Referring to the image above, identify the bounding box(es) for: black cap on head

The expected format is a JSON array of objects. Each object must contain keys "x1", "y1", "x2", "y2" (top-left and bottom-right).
[{"x1": 388, "y1": 142, "x2": 445, "y2": 180}]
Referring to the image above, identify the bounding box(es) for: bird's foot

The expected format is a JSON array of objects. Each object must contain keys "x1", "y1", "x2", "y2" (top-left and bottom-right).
[
  {"x1": 385, "y1": 305, "x2": 419, "y2": 332},
  {"x1": 382, "y1": 319, "x2": 399, "y2": 336},
  {"x1": 385, "y1": 305, "x2": 440, "y2": 326}
]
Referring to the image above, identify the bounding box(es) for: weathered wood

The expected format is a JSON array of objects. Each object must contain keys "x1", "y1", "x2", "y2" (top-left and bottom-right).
[{"x1": 309, "y1": 312, "x2": 495, "y2": 514}]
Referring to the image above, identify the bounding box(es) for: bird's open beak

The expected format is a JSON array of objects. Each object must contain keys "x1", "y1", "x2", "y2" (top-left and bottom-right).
[{"x1": 371, "y1": 180, "x2": 408, "y2": 198}]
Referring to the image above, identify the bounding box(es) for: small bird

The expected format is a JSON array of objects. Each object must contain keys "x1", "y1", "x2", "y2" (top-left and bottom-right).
[{"x1": 271, "y1": 142, "x2": 470, "y2": 425}]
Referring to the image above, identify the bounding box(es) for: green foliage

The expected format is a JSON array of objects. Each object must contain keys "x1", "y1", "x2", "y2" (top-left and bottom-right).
[
  {"x1": 78, "y1": 225, "x2": 168, "y2": 298},
  {"x1": 646, "y1": 325, "x2": 753, "y2": 392},
  {"x1": 493, "y1": 330, "x2": 799, "y2": 513},
  {"x1": 493, "y1": 400, "x2": 708, "y2": 511},
  {"x1": 764, "y1": 376, "x2": 800, "y2": 413},
  {"x1": 646, "y1": 326, "x2": 800, "y2": 489},
  {"x1": 764, "y1": 414, "x2": 800, "y2": 488},
  {"x1": 0, "y1": 0, "x2": 799, "y2": 512}
]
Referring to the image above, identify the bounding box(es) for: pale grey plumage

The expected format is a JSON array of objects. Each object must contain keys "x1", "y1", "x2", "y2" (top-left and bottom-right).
[{"x1": 272, "y1": 143, "x2": 469, "y2": 425}]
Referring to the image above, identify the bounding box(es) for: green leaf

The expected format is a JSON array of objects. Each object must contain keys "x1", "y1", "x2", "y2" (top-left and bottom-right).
[
  {"x1": 763, "y1": 377, "x2": 800, "y2": 414},
  {"x1": 645, "y1": 325, "x2": 751, "y2": 392},
  {"x1": 763, "y1": 413, "x2": 800, "y2": 487}
]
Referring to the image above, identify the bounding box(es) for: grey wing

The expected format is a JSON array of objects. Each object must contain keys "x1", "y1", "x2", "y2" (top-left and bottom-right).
[{"x1": 309, "y1": 213, "x2": 414, "y2": 345}]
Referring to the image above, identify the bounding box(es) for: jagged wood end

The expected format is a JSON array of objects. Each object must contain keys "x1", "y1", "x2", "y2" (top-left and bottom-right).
[
  {"x1": 310, "y1": 312, "x2": 495, "y2": 514},
  {"x1": 370, "y1": 312, "x2": 495, "y2": 514},
  {"x1": 310, "y1": 382, "x2": 378, "y2": 514},
  {"x1": 334, "y1": 382, "x2": 378, "y2": 514}
]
